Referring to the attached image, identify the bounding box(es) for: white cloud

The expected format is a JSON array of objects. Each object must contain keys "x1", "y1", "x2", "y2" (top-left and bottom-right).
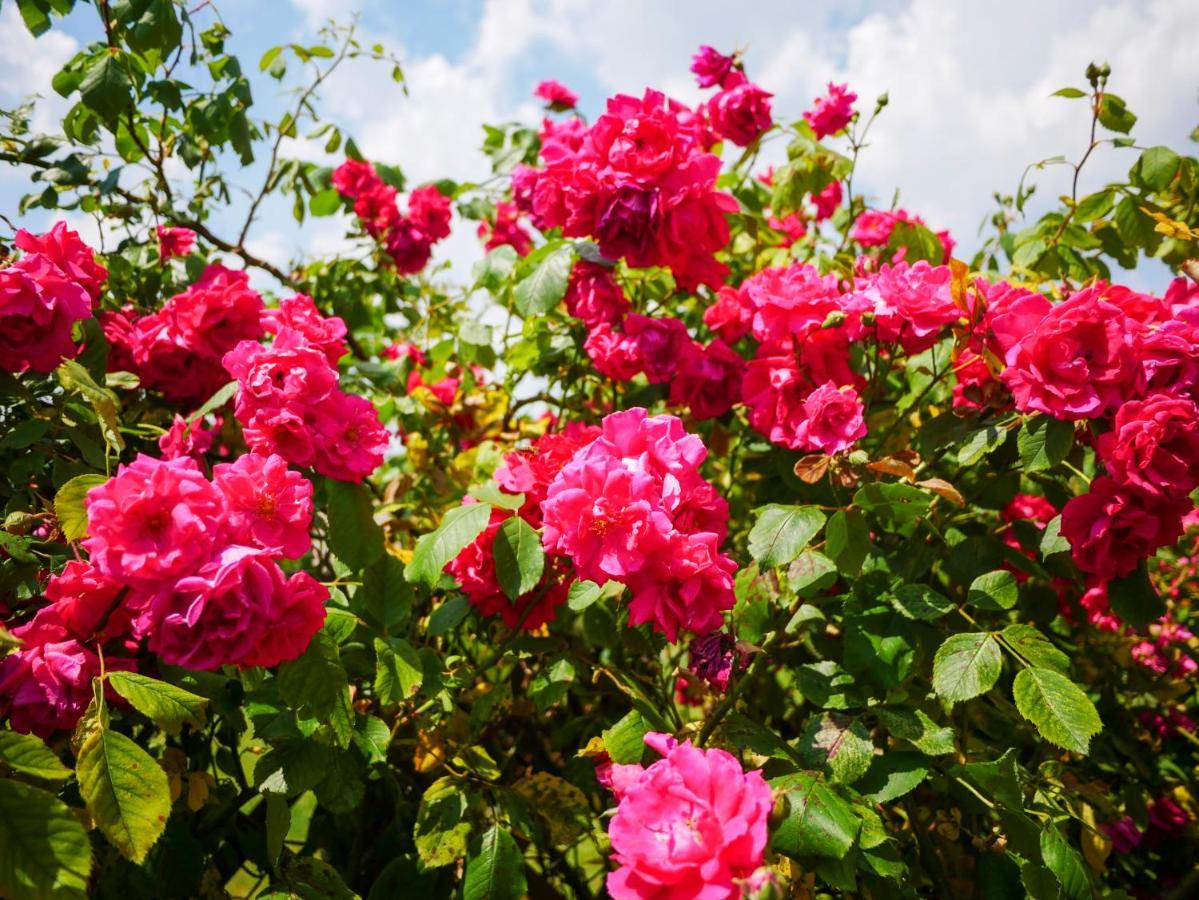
[{"x1": 0, "y1": 4, "x2": 77, "y2": 133}]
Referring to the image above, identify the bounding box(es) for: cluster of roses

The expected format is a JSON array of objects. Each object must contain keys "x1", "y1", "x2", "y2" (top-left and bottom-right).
[
  {"x1": 979, "y1": 277, "x2": 1199, "y2": 585},
  {"x1": 851, "y1": 206, "x2": 956, "y2": 264},
  {"x1": 446, "y1": 409, "x2": 736, "y2": 643},
  {"x1": 0, "y1": 222, "x2": 106, "y2": 374},
  {"x1": 331, "y1": 159, "x2": 452, "y2": 274},
  {"x1": 224, "y1": 293, "x2": 389, "y2": 482},
  {"x1": 446, "y1": 421, "x2": 597, "y2": 629},
  {"x1": 511, "y1": 85, "x2": 737, "y2": 292},
  {"x1": 564, "y1": 260, "x2": 745, "y2": 422},
  {"x1": 0, "y1": 452, "x2": 327, "y2": 737},
  {"x1": 104, "y1": 263, "x2": 266, "y2": 405},
  {"x1": 689, "y1": 45, "x2": 773, "y2": 147}
]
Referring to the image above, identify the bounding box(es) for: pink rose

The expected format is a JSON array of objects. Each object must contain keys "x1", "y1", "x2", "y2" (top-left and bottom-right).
[
  {"x1": 14, "y1": 221, "x2": 107, "y2": 302},
  {"x1": 156, "y1": 224, "x2": 196, "y2": 260},
  {"x1": 868, "y1": 260, "x2": 959, "y2": 353},
  {"x1": 262, "y1": 293, "x2": 348, "y2": 365},
  {"x1": 740, "y1": 262, "x2": 844, "y2": 345},
  {"x1": 408, "y1": 185, "x2": 453, "y2": 242},
  {"x1": 1060, "y1": 476, "x2": 1186, "y2": 580},
  {"x1": 139, "y1": 546, "x2": 326, "y2": 670},
  {"x1": 803, "y1": 82, "x2": 857, "y2": 139},
  {"x1": 585, "y1": 324, "x2": 643, "y2": 381},
  {"x1": 43, "y1": 559, "x2": 128, "y2": 642},
  {"x1": 164, "y1": 264, "x2": 265, "y2": 359},
  {"x1": 703, "y1": 285, "x2": 754, "y2": 343},
  {"x1": 793, "y1": 382, "x2": 867, "y2": 454},
  {"x1": 158, "y1": 414, "x2": 218, "y2": 462},
  {"x1": 625, "y1": 531, "x2": 736, "y2": 640},
  {"x1": 624, "y1": 314, "x2": 693, "y2": 384},
  {"x1": 213, "y1": 453, "x2": 314, "y2": 558},
  {"x1": 533, "y1": 79, "x2": 578, "y2": 110},
  {"x1": 708, "y1": 81, "x2": 773, "y2": 147},
  {"x1": 812, "y1": 181, "x2": 842, "y2": 221},
  {"x1": 1097, "y1": 394, "x2": 1199, "y2": 499},
  {"x1": 1001, "y1": 289, "x2": 1139, "y2": 420},
  {"x1": 564, "y1": 261, "x2": 629, "y2": 328},
  {"x1": 0, "y1": 253, "x2": 92, "y2": 373},
  {"x1": 669, "y1": 339, "x2": 745, "y2": 421},
  {"x1": 605, "y1": 732, "x2": 773, "y2": 899},
  {"x1": 84, "y1": 454, "x2": 226, "y2": 588},
  {"x1": 0, "y1": 636, "x2": 103, "y2": 737},
  {"x1": 690, "y1": 45, "x2": 737, "y2": 89}
]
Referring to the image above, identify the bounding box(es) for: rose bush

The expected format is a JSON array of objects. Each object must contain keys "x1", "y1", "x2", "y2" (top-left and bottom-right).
[{"x1": 0, "y1": 5, "x2": 1196, "y2": 899}]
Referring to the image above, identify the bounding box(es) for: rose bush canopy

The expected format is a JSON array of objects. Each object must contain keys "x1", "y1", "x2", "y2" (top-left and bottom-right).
[{"x1": 1, "y1": 4, "x2": 1198, "y2": 899}]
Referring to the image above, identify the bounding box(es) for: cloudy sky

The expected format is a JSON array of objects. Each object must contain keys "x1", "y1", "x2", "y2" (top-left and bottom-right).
[{"x1": 2, "y1": 0, "x2": 1196, "y2": 289}]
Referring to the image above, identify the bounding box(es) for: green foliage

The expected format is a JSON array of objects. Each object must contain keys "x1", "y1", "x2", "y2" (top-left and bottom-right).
[
  {"x1": 0, "y1": 777, "x2": 92, "y2": 900},
  {"x1": 76, "y1": 727, "x2": 171, "y2": 864}
]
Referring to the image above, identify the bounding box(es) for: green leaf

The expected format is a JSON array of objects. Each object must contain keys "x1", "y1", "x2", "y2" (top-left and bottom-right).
[
  {"x1": 770, "y1": 773, "x2": 862, "y2": 860},
  {"x1": 1039, "y1": 515, "x2": 1069, "y2": 558},
  {"x1": 358, "y1": 553, "x2": 412, "y2": 635},
  {"x1": 16, "y1": 0, "x2": 53, "y2": 36},
  {"x1": 1098, "y1": 92, "x2": 1137, "y2": 134},
  {"x1": 326, "y1": 481, "x2": 385, "y2": 571},
  {"x1": 528, "y1": 657, "x2": 575, "y2": 712},
  {"x1": 308, "y1": 188, "x2": 341, "y2": 216},
  {"x1": 427, "y1": 595, "x2": 471, "y2": 637},
  {"x1": 891, "y1": 583, "x2": 954, "y2": 621},
  {"x1": 798, "y1": 713, "x2": 874, "y2": 784},
  {"x1": 374, "y1": 637, "x2": 424, "y2": 704},
  {"x1": 79, "y1": 52, "x2": 132, "y2": 121},
  {"x1": 188, "y1": 380, "x2": 237, "y2": 421},
  {"x1": 932, "y1": 632, "x2": 1002, "y2": 704},
  {"x1": 956, "y1": 424, "x2": 1007, "y2": 466},
  {"x1": 1051, "y1": 87, "x2": 1087, "y2": 98},
  {"x1": 463, "y1": 825, "x2": 525, "y2": 900},
  {"x1": 1134, "y1": 146, "x2": 1181, "y2": 191},
  {"x1": 513, "y1": 246, "x2": 572, "y2": 316},
  {"x1": 602, "y1": 710, "x2": 650, "y2": 764},
  {"x1": 265, "y1": 793, "x2": 289, "y2": 870},
  {"x1": 1073, "y1": 190, "x2": 1115, "y2": 224},
  {"x1": 566, "y1": 580, "x2": 601, "y2": 611},
  {"x1": 492, "y1": 516, "x2": 544, "y2": 600},
  {"x1": 77, "y1": 728, "x2": 171, "y2": 864},
  {"x1": 472, "y1": 245, "x2": 518, "y2": 292},
  {"x1": 0, "y1": 777, "x2": 92, "y2": 900},
  {"x1": 415, "y1": 777, "x2": 472, "y2": 868},
  {"x1": 106, "y1": 672, "x2": 207, "y2": 735},
  {"x1": 967, "y1": 570, "x2": 1018, "y2": 611},
  {"x1": 1107, "y1": 562, "x2": 1165, "y2": 628},
  {"x1": 877, "y1": 708, "x2": 956, "y2": 756},
  {"x1": 0, "y1": 733, "x2": 71, "y2": 784},
  {"x1": 825, "y1": 509, "x2": 869, "y2": 577},
  {"x1": 1040, "y1": 824, "x2": 1090, "y2": 900},
  {"x1": 277, "y1": 631, "x2": 347, "y2": 719},
  {"x1": 852, "y1": 483, "x2": 931, "y2": 532},
  {"x1": 787, "y1": 551, "x2": 838, "y2": 597},
  {"x1": 254, "y1": 741, "x2": 330, "y2": 797},
  {"x1": 748, "y1": 504, "x2": 826, "y2": 568},
  {"x1": 52, "y1": 473, "x2": 106, "y2": 542},
  {"x1": 57, "y1": 359, "x2": 123, "y2": 453},
  {"x1": 407, "y1": 503, "x2": 492, "y2": 588},
  {"x1": 1012, "y1": 667, "x2": 1101, "y2": 755},
  {"x1": 353, "y1": 715, "x2": 392, "y2": 764},
  {"x1": 1017, "y1": 416, "x2": 1073, "y2": 472},
  {"x1": 1001, "y1": 624, "x2": 1069, "y2": 673},
  {"x1": 856, "y1": 751, "x2": 930, "y2": 803}
]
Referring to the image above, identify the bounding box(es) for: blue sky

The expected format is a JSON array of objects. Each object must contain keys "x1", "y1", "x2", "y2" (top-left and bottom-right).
[{"x1": 1, "y1": 0, "x2": 1196, "y2": 290}]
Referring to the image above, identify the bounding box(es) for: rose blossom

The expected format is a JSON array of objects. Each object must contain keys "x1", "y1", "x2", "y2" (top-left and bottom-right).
[
  {"x1": 164, "y1": 264, "x2": 265, "y2": 360},
  {"x1": 213, "y1": 453, "x2": 314, "y2": 559},
  {"x1": 690, "y1": 45, "x2": 736, "y2": 89},
  {"x1": 139, "y1": 546, "x2": 326, "y2": 670},
  {"x1": 1060, "y1": 476, "x2": 1187, "y2": 580},
  {"x1": 14, "y1": 221, "x2": 107, "y2": 302},
  {"x1": 585, "y1": 323, "x2": 643, "y2": 381},
  {"x1": 793, "y1": 382, "x2": 867, "y2": 454},
  {"x1": 157, "y1": 225, "x2": 196, "y2": 259},
  {"x1": 803, "y1": 82, "x2": 857, "y2": 139},
  {"x1": 0, "y1": 252, "x2": 93, "y2": 373},
  {"x1": 564, "y1": 261, "x2": 629, "y2": 328},
  {"x1": 533, "y1": 79, "x2": 578, "y2": 109},
  {"x1": 262, "y1": 293, "x2": 348, "y2": 365},
  {"x1": 702, "y1": 287, "x2": 753, "y2": 345},
  {"x1": 158, "y1": 414, "x2": 218, "y2": 462},
  {"x1": 84, "y1": 454, "x2": 226, "y2": 588},
  {"x1": 669, "y1": 339, "x2": 746, "y2": 421},
  {"x1": 43, "y1": 559, "x2": 128, "y2": 641},
  {"x1": 812, "y1": 180, "x2": 842, "y2": 221},
  {"x1": 624, "y1": 314, "x2": 694, "y2": 384},
  {"x1": 0, "y1": 634, "x2": 103, "y2": 737},
  {"x1": 1000, "y1": 289, "x2": 1139, "y2": 420},
  {"x1": 708, "y1": 81, "x2": 773, "y2": 147},
  {"x1": 605, "y1": 732, "x2": 773, "y2": 899},
  {"x1": 1097, "y1": 394, "x2": 1199, "y2": 499}
]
